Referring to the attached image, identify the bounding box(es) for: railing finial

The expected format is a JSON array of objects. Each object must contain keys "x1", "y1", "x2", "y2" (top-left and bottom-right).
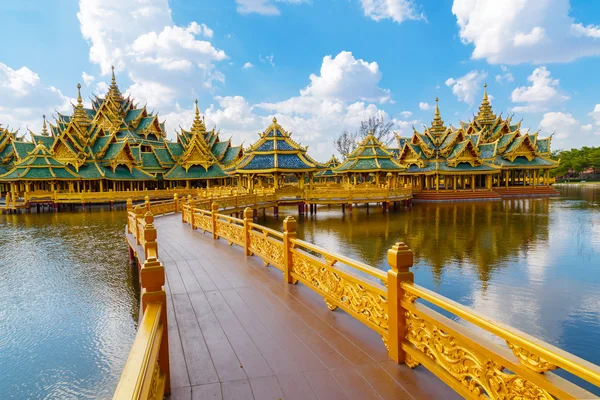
[{"x1": 388, "y1": 242, "x2": 413, "y2": 273}]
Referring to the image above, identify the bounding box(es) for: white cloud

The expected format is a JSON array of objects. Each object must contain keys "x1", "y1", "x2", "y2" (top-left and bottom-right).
[
  {"x1": 582, "y1": 124, "x2": 593, "y2": 132},
  {"x1": 0, "y1": 62, "x2": 71, "y2": 134},
  {"x1": 400, "y1": 110, "x2": 412, "y2": 117},
  {"x1": 511, "y1": 66, "x2": 569, "y2": 113},
  {"x1": 419, "y1": 102, "x2": 431, "y2": 110},
  {"x1": 164, "y1": 51, "x2": 399, "y2": 160},
  {"x1": 77, "y1": 0, "x2": 227, "y2": 109},
  {"x1": 299, "y1": 51, "x2": 392, "y2": 103},
  {"x1": 514, "y1": 26, "x2": 545, "y2": 47},
  {"x1": 82, "y1": 72, "x2": 96, "y2": 87},
  {"x1": 452, "y1": 0, "x2": 600, "y2": 64},
  {"x1": 235, "y1": 0, "x2": 308, "y2": 16},
  {"x1": 445, "y1": 70, "x2": 487, "y2": 105},
  {"x1": 242, "y1": 62, "x2": 253, "y2": 69},
  {"x1": 259, "y1": 54, "x2": 275, "y2": 67},
  {"x1": 125, "y1": 77, "x2": 177, "y2": 108},
  {"x1": 539, "y1": 111, "x2": 594, "y2": 148},
  {"x1": 495, "y1": 65, "x2": 514, "y2": 84},
  {"x1": 360, "y1": 0, "x2": 425, "y2": 23}
]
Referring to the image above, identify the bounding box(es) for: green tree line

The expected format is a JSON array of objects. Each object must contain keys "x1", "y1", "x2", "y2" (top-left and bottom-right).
[{"x1": 551, "y1": 146, "x2": 600, "y2": 177}]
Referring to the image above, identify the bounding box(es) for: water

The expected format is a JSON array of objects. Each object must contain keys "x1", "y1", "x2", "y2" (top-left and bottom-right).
[
  {"x1": 0, "y1": 187, "x2": 598, "y2": 398},
  {"x1": 0, "y1": 207, "x2": 139, "y2": 399}
]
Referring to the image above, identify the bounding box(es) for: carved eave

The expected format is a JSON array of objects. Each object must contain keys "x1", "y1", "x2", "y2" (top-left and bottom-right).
[
  {"x1": 410, "y1": 133, "x2": 436, "y2": 158},
  {"x1": 108, "y1": 142, "x2": 137, "y2": 172},
  {"x1": 503, "y1": 135, "x2": 538, "y2": 162},
  {"x1": 52, "y1": 137, "x2": 83, "y2": 168},
  {"x1": 179, "y1": 140, "x2": 216, "y2": 172},
  {"x1": 447, "y1": 139, "x2": 481, "y2": 167},
  {"x1": 398, "y1": 142, "x2": 425, "y2": 167}
]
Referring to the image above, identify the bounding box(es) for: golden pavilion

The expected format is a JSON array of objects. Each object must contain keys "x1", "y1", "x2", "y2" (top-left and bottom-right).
[{"x1": 0, "y1": 78, "x2": 559, "y2": 207}]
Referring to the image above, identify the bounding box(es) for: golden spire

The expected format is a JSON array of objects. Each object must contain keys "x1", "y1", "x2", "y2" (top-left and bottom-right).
[
  {"x1": 41, "y1": 115, "x2": 49, "y2": 136},
  {"x1": 190, "y1": 99, "x2": 206, "y2": 134},
  {"x1": 272, "y1": 116, "x2": 277, "y2": 123},
  {"x1": 111, "y1": 65, "x2": 116, "y2": 86},
  {"x1": 476, "y1": 83, "x2": 495, "y2": 124},
  {"x1": 429, "y1": 97, "x2": 446, "y2": 138},
  {"x1": 107, "y1": 65, "x2": 124, "y2": 104},
  {"x1": 72, "y1": 83, "x2": 91, "y2": 128}
]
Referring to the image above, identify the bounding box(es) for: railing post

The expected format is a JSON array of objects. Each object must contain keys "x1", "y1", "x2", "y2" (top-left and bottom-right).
[
  {"x1": 126, "y1": 199, "x2": 133, "y2": 234},
  {"x1": 140, "y1": 215, "x2": 170, "y2": 395},
  {"x1": 212, "y1": 202, "x2": 219, "y2": 239},
  {"x1": 135, "y1": 208, "x2": 143, "y2": 245},
  {"x1": 243, "y1": 207, "x2": 253, "y2": 256},
  {"x1": 387, "y1": 242, "x2": 414, "y2": 363},
  {"x1": 283, "y1": 216, "x2": 297, "y2": 284},
  {"x1": 143, "y1": 212, "x2": 159, "y2": 260},
  {"x1": 174, "y1": 194, "x2": 178, "y2": 213},
  {"x1": 145, "y1": 195, "x2": 150, "y2": 211}
]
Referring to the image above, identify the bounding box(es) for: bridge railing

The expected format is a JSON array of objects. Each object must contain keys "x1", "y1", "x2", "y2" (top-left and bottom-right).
[
  {"x1": 179, "y1": 203, "x2": 600, "y2": 399},
  {"x1": 305, "y1": 187, "x2": 412, "y2": 201},
  {"x1": 117, "y1": 210, "x2": 170, "y2": 399}
]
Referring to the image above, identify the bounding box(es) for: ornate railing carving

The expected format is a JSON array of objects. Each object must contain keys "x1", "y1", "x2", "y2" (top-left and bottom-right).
[
  {"x1": 248, "y1": 224, "x2": 284, "y2": 270},
  {"x1": 215, "y1": 215, "x2": 245, "y2": 246}
]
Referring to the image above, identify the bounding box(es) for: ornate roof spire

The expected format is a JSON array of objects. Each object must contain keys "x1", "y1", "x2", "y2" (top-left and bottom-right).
[
  {"x1": 111, "y1": 65, "x2": 116, "y2": 86},
  {"x1": 41, "y1": 115, "x2": 49, "y2": 136},
  {"x1": 190, "y1": 99, "x2": 206, "y2": 134},
  {"x1": 72, "y1": 83, "x2": 91, "y2": 128},
  {"x1": 476, "y1": 83, "x2": 496, "y2": 124},
  {"x1": 106, "y1": 65, "x2": 124, "y2": 104},
  {"x1": 429, "y1": 97, "x2": 446, "y2": 138}
]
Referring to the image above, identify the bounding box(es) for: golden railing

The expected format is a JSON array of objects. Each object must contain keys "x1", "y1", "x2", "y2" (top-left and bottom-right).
[
  {"x1": 117, "y1": 208, "x2": 170, "y2": 400},
  {"x1": 179, "y1": 203, "x2": 600, "y2": 399},
  {"x1": 305, "y1": 187, "x2": 412, "y2": 202}
]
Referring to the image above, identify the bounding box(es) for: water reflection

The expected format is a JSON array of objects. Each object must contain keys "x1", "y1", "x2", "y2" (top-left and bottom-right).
[
  {"x1": 261, "y1": 186, "x2": 600, "y2": 382},
  {"x1": 0, "y1": 207, "x2": 139, "y2": 399}
]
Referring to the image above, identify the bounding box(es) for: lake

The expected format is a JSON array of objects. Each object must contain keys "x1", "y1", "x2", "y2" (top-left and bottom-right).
[{"x1": 1, "y1": 185, "x2": 598, "y2": 398}]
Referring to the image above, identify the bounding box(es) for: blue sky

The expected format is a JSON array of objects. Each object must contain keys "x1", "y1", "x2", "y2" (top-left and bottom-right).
[{"x1": 1, "y1": 0, "x2": 600, "y2": 160}]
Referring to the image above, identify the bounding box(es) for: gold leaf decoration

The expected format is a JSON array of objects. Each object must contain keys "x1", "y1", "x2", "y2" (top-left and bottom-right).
[
  {"x1": 249, "y1": 231, "x2": 284, "y2": 270},
  {"x1": 405, "y1": 312, "x2": 553, "y2": 399},
  {"x1": 290, "y1": 252, "x2": 388, "y2": 331},
  {"x1": 506, "y1": 342, "x2": 558, "y2": 373}
]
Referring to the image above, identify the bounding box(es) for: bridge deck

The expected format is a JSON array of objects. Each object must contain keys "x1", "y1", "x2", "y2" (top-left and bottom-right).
[{"x1": 151, "y1": 213, "x2": 458, "y2": 400}]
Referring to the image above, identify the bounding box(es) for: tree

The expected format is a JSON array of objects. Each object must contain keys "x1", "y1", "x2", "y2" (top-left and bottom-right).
[{"x1": 334, "y1": 115, "x2": 396, "y2": 159}]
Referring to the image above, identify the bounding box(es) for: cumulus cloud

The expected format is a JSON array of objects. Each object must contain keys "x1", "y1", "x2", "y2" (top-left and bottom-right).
[
  {"x1": 360, "y1": 0, "x2": 425, "y2": 23},
  {"x1": 539, "y1": 111, "x2": 595, "y2": 148},
  {"x1": 419, "y1": 102, "x2": 431, "y2": 110},
  {"x1": 82, "y1": 72, "x2": 95, "y2": 86},
  {"x1": 452, "y1": 0, "x2": 600, "y2": 64},
  {"x1": 77, "y1": 0, "x2": 227, "y2": 108},
  {"x1": 299, "y1": 51, "x2": 392, "y2": 103},
  {"x1": 511, "y1": 67, "x2": 569, "y2": 113},
  {"x1": 0, "y1": 62, "x2": 71, "y2": 134},
  {"x1": 242, "y1": 62, "x2": 253, "y2": 69},
  {"x1": 162, "y1": 51, "x2": 399, "y2": 160},
  {"x1": 235, "y1": 0, "x2": 308, "y2": 16},
  {"x1": 400, "y1": 110, "x2": 412, "y2": 117},
  {"x1": 445, "y1": 70, "x2": 487, "y2": 105}
]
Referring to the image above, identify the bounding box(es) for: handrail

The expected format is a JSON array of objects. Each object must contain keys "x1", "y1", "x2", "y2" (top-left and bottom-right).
[
  {"x1": 176, "y1": 204, "x2": 600, "y2": 399},
  {"x1": 118, "y1": 206, "x2": 170, "y2": 399},
  {"x1": 402, "y1": 282, "x2": 600, "y2": 390},
  {"x1": 113, "y1": 303, "x2": 165, "y2": 399}
]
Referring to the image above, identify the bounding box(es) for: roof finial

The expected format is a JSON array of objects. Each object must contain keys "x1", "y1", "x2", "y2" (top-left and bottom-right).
[
  {"x1": 194, "y1": 99, "x2": 199, "y2": 117},
  {"x1": 42, "y1": 114, "x2": 48, "y2": 136},
  {"x1": 77, "y1": 83, "x2": 83, "y2": 105},
  {"x1": 272, "y1": 116, "x2": 277, "y2": 123},
  {"x1": 111, "y1": 65, "x2": 116, "y2": 85}
]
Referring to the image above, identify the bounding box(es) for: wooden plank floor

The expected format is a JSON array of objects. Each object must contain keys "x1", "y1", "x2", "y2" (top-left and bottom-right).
[{"x1": 149, "y1": 214, "x2": 460, "y2": 400}]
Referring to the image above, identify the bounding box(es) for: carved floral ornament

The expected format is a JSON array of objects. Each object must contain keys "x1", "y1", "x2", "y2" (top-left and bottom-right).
[{"x1": 404, "y1": 311, "x2": 554, "y2": 399}]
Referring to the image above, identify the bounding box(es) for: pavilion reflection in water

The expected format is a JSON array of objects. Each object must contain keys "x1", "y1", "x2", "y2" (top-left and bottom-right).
[{"x1": 277, "y1": 199, "x2": 550, "y2": 287}]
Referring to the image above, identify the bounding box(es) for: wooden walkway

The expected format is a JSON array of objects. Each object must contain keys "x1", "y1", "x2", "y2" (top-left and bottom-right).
[{"x1": 151, "y1": 213, "x2": 459, "y2": 400}]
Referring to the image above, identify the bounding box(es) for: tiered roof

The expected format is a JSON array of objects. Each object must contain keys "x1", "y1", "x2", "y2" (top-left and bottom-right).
[
  {"x1": 0, "y1": 70, "x2": 244, "y2": 183},
  {"x1": 396, "y1": 86, "x2": 558, "y2": 175},
  {"x1": 164, "y1": 101, "x2": 243, "y2": 180},
  {"x1": 231, "y1": 118, "x2": 318, "y2": 174},
  {"x1": 335, "y1": 132, "x2": 404, "y2": 173},
  {"x1": 316, "y1": 155, "x2": 341, "y2": 178}
]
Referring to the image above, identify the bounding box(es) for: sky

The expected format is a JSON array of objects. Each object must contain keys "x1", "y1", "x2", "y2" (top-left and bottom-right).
[{"x1": 1, "y1": 0, "x2": 600, "y2": 161}]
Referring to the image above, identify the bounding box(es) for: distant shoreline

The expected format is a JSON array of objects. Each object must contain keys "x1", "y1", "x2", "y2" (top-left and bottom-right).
[{"x1": 554, "y1": 182, "x2": 600, "y2": 186}]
